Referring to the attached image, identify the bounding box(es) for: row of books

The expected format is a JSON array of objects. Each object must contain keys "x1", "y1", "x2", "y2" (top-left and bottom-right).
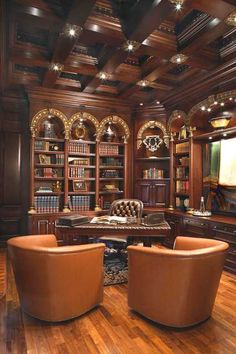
[
  {"x1": 68, "y1": 195, "x2": 90, "y2": 211},
  {"x1": 99, "y1": 144, "x2": 119, "y2": 155},
  {"x1": 176, "y1": 180, "x2": 189, "y2": 193},
  {"x1": 34, "y1": 196, "x2": 60, "y2": 213},
  {"x1": 143, "y1": 168, "x2": 164, "y2": 179},
  {"x1": 38, "y1": 154, "x2": 64, "y2": 165},
  {"x1": 69, "y1": 167, "x2": 89, "y2": 178},
  {"x1": 35, "y1": 141, "x2": 63, "y2": 151},
  {"x1": 35, "y1": 168, "x2": 62, "y2": 178},
  {"x1": 175, "y1": 166, "x2": 189, "y2": 179},
  {"x1": 68, "y1": 142, "x2": 90, "y2": 153},
  {"x1": 101, "y1": 170, "x2": 120, "y2": 178},
  {"x1": 100, "y1": 157, "x2": 123, "y2": 166}
]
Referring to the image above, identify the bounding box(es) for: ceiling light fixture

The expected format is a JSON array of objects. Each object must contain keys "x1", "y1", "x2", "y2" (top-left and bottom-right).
[
  {"x1": 209, "y1": 115, "x2": 231, "y2": 130},
  {"x1": 170, "y1": 53, "x2": 188, "y2": 64},
  {"x1": 123, "y1": 40, "x2": 140, "y2": 52},
  {"x1": 156, "y1": 101, "x2": 160, "y2": 104},
  {"x1": 225, "y1": 11, "x2": 236, "y2": 27},
  {"x1": 49, "y1": 62, "x2": 64, "y2": 72},
  {"x1": 62, "y1": 23, "x2": 83, "y2": 38},
  {"x1": 169, "y1": 0, "x2": 184, "y2": 11},
  {"x1": 139, "y1": 102, "x2": 144, "y2": 106},
  {"x1": 137, "y1": 80, "x2": 150, "y2": 87},
  {"x1": 97, "y1": 72, "x2": 111, "y2": 81}
]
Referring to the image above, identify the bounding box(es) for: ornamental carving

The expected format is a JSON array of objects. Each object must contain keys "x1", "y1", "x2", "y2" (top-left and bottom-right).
[
  {"x1": 137, "y1": 121, "x2": 169, "y2": 149},
  {"x1": 97, "y1": 116, "x2": 130, "y2": 142},
  {"x1": 30, "y1": 108, "x2": 69, "y2": 138}
]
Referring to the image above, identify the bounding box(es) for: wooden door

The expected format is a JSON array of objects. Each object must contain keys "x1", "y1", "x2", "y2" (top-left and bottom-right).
[
  {"x1": 136, "y1": 181, "x2": 152, "y2": 206},
  {"x1": 152, "y1": 181, "x2": 169, "y2": 207}
]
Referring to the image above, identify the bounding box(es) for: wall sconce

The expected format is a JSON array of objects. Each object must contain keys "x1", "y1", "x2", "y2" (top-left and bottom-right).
[{"x1": 209, "y1": 115, "x2": 231, "y2": 130}]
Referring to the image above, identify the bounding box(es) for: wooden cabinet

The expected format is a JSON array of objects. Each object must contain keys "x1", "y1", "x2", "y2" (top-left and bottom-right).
[
  {"x1": 164, "y1": 210, "x2": 236, "y2": 274},
  {"x1": 210, "y1": 222, "x2": 236, "y2": 274},
  {"x1": 164, "y1": 212, "x2": 182, "y2": 248},
  {"x1": 136, "y1": 179, "x2": 169, "y2": 207}
]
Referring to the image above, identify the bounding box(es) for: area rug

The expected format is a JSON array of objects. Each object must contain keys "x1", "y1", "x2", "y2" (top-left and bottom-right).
[
  {"x1": 0, "y1": 249, "x2": 7, "y2": 299},
  {"x1": 104, "y1": 257, "x2": 128, "y2": 286}
]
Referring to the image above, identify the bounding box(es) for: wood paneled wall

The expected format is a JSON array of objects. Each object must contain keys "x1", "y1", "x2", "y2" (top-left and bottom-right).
[{"x1": 0, "y1": 95, "x2": 29, "y2": 245}]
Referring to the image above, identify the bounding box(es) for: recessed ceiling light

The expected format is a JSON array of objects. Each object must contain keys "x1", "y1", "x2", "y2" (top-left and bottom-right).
[
  {"x1": 137, "y1": 80, "x2": 150, "y2": 87},
  {"x1": 209, "y1": 137, "x2": 213, "y2": 140},
  {"x1": 207, "y1": 108, "x2": 211, "y2": 112},
  {"x1": 156, "y1": 101, "x2": 160, "y2": 104},
  {"x1": 140, "y1": 102, "x2": 144, "y2": 106},
  {"x1": 123, "y1": 40, "x2": 140, "y2": 52},
  {"x1": 62, "y1": 23, "x2": 82, "y2": 38},
  {"x1": 178, "y1": 115, "x2": 181, "y2": 118},
  {"x1": 214, "y1": 101, "x2": 218, "y2": 105},
  {"x1": 201, "y1": 106, "x2": 206, "y2": 111},
  {"x1": 49, "y1": 62, "x2": 64, "y2": 72},
  {"x1": 223, "y1": 133, "x2": 227, "y2": 137},
  {"x1": 169, "y1": 0, "x2": 184, "y2": 11},
  {"x1": 229, "y1": 97, "x2": 233, "y2": 101},
  {"x1": 225, "y1": 11, "x2": 236, "y2": 27},
  {"x1": 97, "y1": 72, "x2": 111, "y2": 81},
  {"x1": 220, "y1": 102, "x2": 225, "y2": 106},
  {"x1": 170, "y1": 53, "x2": 188, "y2": 64}
]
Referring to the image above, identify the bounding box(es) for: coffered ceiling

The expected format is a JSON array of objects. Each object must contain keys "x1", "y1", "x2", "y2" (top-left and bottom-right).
[{"x1": 2, "y1": 0, "x2": 236, "y2": 110}]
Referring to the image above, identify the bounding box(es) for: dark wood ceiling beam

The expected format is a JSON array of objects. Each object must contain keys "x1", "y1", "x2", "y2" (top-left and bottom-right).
[
  {"x1": 82, "y1": 0, "x2": 174, "y2": 94},
  {"x1": 190, "y1": 0, "x2": 236, "y2": 20},
  {"x1": 124, "y1": 0, "x2": 173, "y2": 42},
  {"x1": 42, "y1": 0, "x2": 96, "y2": 88}
]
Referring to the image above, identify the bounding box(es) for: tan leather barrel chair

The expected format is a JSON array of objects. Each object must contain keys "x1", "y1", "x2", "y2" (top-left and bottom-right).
[
  {"x1": 8, "y1": 234, "x2": 105, "y2": 322},
  {"x1": 128, "y1": 236, "x2": 229, "y2": 328}
]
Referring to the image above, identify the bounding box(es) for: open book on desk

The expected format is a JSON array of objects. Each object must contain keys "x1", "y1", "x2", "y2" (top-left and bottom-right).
[{"x1": 90, "y1": 215, "x2": 127, "y2": 224}]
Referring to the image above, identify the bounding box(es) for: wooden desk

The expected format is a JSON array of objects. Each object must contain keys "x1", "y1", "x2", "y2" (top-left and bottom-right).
[{"x1": 55, "y1": 220, "x2": 171, "y2": 247}]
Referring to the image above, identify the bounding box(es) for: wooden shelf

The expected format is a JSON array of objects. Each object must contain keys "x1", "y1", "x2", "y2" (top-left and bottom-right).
[
  {"x1": 68, "y1": 165, "x2": 95, "y2": 169},
  {"x1": 68, "y1": 191, "x2": 95, "y2": 195},
  {"x1": 35, "y1": 164, "x2": 64, "y2": 168},
  {"x1": 68, "y1": 152, "x2": 96, "y2": 156},
  {"x1": 34, "y1": 192, "x2": 64, "y2": 195},
  {"x1": 100, "y1": 165, "x2": 123, "y2": 169},
  {"x1": 35, "y1": 150, "x2": 64, "y2": 155},
  {"x1": 193, "y1": 126, "x2": 236, "y2": 142},
  {"x1": 136, "y1": 178, "x2": 170, "y2": 181},
  {"x1": 99, "y1": 178, "x2": 123, "y2": 181},
  {"x1": 35, "y1": 177, "x2": 64, "y2": 180},
  {"x1": 100, "y1": 154, "x2": 124, "y2": 157},
  {"x1": 99, "y1": 191, "x2": 124, "y2": 194},
  {"x1": 175, "y1": 192, "x2": 189, "y2": 197},
  {"x1": 35, "y1": 137, "x2": 64, "y2": 143},
  {"x1": 173, "y1": 138, "x2": 189, "y2": 144},
  {"x1": 68, "y1": 178, "x2": 95, "y2": 181},
  {"x1": 69, "y1": 139, "x2": 96, "y2": 144},
  {"x1": 173, "y1": 152, "x2": 189, "y2": 156},
  {"x1": 100, "y1": 142, "x2": 124, "y2": 146}
]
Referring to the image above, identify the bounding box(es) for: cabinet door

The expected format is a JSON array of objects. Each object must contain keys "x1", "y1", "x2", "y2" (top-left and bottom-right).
[
  {"x1": 152, "y1": 181, "x2": 169, "y2": 207},
  {"x1": 136, "y1": 181, "x2": 152, "y2": 206},
  {"x1": 29, "y1": 216, "x2": 56, "y2": 235}
]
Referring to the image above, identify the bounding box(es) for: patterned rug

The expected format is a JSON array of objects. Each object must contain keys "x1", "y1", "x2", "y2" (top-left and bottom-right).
[
  {"x1": 104, "y1": 256, "x2": 128, "y2": 286},
  {"x1": 0, "y1": 249, "x2": 7, "y2": 299}
]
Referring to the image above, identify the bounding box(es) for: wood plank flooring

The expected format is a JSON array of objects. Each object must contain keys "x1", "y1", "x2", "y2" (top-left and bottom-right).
[{"x1": 1, "y1": 252, "x2": 236, "y2": 354}]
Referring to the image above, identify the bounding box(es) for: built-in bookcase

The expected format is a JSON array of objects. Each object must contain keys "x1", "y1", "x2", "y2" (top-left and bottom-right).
[{"x1": 29, "y1": 110, "x2": 130, "y2": 216}]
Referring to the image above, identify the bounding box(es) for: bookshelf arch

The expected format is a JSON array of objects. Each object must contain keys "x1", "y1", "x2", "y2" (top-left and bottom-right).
[
  {"x1": 68, "y1": 112, "x2": 99, "y2": 140},
  {"x1": 30, "y1": 108, "x2": 68, "y2": 138},
  {"x1": 97, "y1": 115, "x2": 130, "y2": 142},
  {"x1": 137, "y1": 120, "x2": 169, "y2": 150}
]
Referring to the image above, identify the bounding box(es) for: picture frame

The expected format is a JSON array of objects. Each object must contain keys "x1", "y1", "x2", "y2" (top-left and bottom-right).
[
  {"x1": 39, "y1": 154, "x2": 51, "y2": 165},
  {"x1": 73, "y1": 180, "x2": 87, "y2": 192}
]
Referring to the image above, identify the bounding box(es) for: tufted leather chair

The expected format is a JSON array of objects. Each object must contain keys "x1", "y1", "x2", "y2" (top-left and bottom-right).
[
  {"x1": 128, "y1": 236, "x2": 229, "y2": 328},
  {"x1": 109, "y1": 199, "x2": 143, "y2": 218},
  {"x1": 8, "y1": 234, "x2": 105, "y2": 322},
  {"x1": 99, "y1": 199, "x2": 143, "y2": 251}
]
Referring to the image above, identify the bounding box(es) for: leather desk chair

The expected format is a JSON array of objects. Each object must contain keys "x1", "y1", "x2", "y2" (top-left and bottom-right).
[
  {"x1": 99, "y1": 199, "x2": 143, "y2": 253},
  {"x1": 128, "y1": 236, "x2": 229, "y2": 328},
  {"x1": 8, "y1": 234, "x2": 105, "y2": 322}
]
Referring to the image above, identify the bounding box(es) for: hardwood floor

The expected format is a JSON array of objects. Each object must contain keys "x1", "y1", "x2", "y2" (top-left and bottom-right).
[{"x1": 1, "y1": 254, "x2": 236, "y2": 354}]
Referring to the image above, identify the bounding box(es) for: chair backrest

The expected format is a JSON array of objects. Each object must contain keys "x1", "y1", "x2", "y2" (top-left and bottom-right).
[
  {"x1": 109, "y1": 199, "x2": 143, "y2": 218},
  {"x1": 7, "y1": 234, "x2": 105, "y2": 322},
  {"x1": 128, "y1": 236, "x2": 229, "y2": 327}
]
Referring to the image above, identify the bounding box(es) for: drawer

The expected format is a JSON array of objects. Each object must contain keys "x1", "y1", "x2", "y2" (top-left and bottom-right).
[{"x1": 183, "y1": 218, "x2": 208, "y2": 229}]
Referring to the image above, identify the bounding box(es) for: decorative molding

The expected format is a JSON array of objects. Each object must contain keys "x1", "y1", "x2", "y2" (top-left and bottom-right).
[
  {"x1": 137, "y1": 121, "x2": 169, "y2": 149},
  {"x1": 187, "y1": 90, "x2": 236, "y2": 123},
  {"x1": 97, "y1": 116, "x2": 130, "y2": 142},
  {"x1": 68, "y1": 112, "x2": 99, "y2": 137},
  {"x1": 30, "y1": 108, "x2": 68, "y2": 138},
  {"x1": 168, "y1": 110, "x2": 188, "y2": 132}
]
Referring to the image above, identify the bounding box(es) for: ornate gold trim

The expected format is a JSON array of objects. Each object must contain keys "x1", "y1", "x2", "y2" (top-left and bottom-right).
[
  {"x1": 188, "y1": 90, "x2": 236, "y2": 124},
  {"x1": 137, "y1": 121, "x2": 169, "y2": 149},
  {"x1": 68, "y1": 112, "x2": 99, "y2": 138},
  {"x1": 97, "y1": 116, "x2": 130, "y2": 142},
  {"x1": 30, "y1": 108, "x2": 69, "y2": 138},
  {"x1": 168, "y1": 110, "x2": 188, "y2": 132}
]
